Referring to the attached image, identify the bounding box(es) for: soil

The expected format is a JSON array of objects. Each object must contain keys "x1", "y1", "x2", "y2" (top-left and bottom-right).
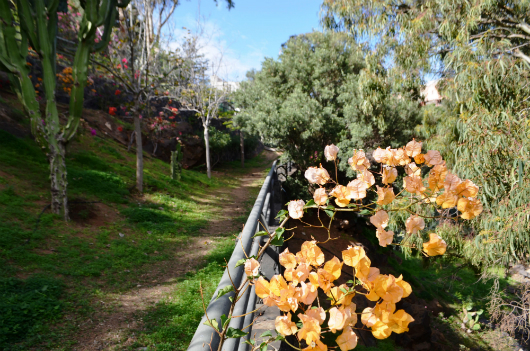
[{"x1": 68, "y1": 151, "x2": 280, "y2": 351}]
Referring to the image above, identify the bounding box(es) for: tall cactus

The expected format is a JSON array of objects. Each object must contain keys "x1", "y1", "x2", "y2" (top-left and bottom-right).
[
  {"x1": 0, "y1": 0, "x2": 130, "y2": 220},
  {"x1": 170, "y1": 142, "x2": 183, "y2": 181}
]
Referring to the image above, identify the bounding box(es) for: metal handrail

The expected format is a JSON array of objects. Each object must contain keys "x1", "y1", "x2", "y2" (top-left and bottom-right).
[{"x1": 187, "y1": 160, "x2": 278, "y2": 351}]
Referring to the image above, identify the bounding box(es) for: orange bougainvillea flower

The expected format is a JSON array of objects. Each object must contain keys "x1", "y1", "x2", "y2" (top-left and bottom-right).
[
  {"x1": 298, "y1": 281, "x2": 318, "y2": 305},
  {"x1": 342, "y1": 245, "x2": 366, "y2": 267},
  {"x1": 371, "y1": 321, "x2": 392, "y2": 339},
  {"x1": 244, "y1": 258, "x2": 260, "y2": 278},
  {"x1": 324, "y1": 144, "x2": 340, "y2": 161},
  {"x1": 372, "y1": 147, "x2": 388, "y2": 164},
  {"x1": 376, "y1": 228, "x2": 394, "y2": 247},
  {"x1": 357, "y1": 169, "x2": 375, "y2": 187},
  {"x1": 382, "y1": 166, "x2": 398, "y2": 184},
  {"x1": 355, "y1": 256, "x2": 371, "y2": 281},
  {"x1": 255, "y1": 277, "x2": 271, "y2": 298},
  {"x1": 455, "y1": 179, "x2": 479, "y2": 198},
  {"x1": 330, "y1": 185, "x2": 353, "y2": 207},
  {"x1": 457, "y1": 197, "x2": 483, "y2": 219},
  {"x1": 405, "y1": 215, "x2": 425, "y2": 234},
  {"x1": 323, "y1": 256, "x2": 343, "y2": 281},
  {"x1": 346, "y1": 179, "x2": 367, "y2": 200},
  {"x1": 291, "y1": 263, "x2": 310, "y2": 285},
  {"x1": 288, "y1": 199, "x2": 305, "y2": 219},
  {"x1": 361, "y1": 307, "x2": 378, "y2": 327},
  {"x1": 374, "y1": 274, "x2": 404, "y2": 303},
  {"x1": 395, "y1": 275, "x2": 412, "y2": 298},
  {"x1": 428, "y1": 162, "x2": 448, "y2": 191},
  {"x1": 436, "y1": 191, "x2": 458, "y2": 209},
  {"x1": 328, "y1": 307, "x2": 347, "y2": 333},
  {"x1": 305, "y1": 166, "x2": 331, "y2": 185},
  {"x1": 389, "y1": 309, "x2": 415, "y2": 334},
  {"x1": 404, "y1": 162, "x2": 421, "y2": 177},
  {"x1": 300, "y1": 241, "x2": 325, "y2": 267},
  {"x1": 279, "y1": 248, "x2": 297, "y2": 269},
  {"x1": 370, "y1": 210, "x2": 389, "y2": 229},
  {"x1": 423, "y1": 233, "x2": 447, "y2": 256},
  {"x1": 327, "y1": 285, "x2": 354, "y2": 306},
  {"x1": 275, "y1": 312, "x2": 297, "y2": 336},
  {"x1": 403, "y1": 174, "x2": 426, "y2": 195},
  {"x1": 313, "y1": 187, "x2": 328, "y2": 206},
  {"x1": 336, "y1": 326, "x2": 358, "y2": 351},
  {"x1": 306, "y1": 307, "x2": 326, "y2": 324},
  {"x1": 424, "y1": 150, "x2": 443, "y2": 166},
  {"x1": 376, "y1": 186, "x2": 395, "y2": 206},
  {"x1": 444, "y1": 173, "x2": 462, "y2": 192},
  {"x1": 405, "y1": 139, "x2": 422, "y2": 158},
  {"x1": 414, "y1": 153, "x2": 425, "y2": 164},
  {"x1": 348, "y1": 149, "x2": 370, "y2": 172},
  {"x1": 316, "y1": 268, "x2": 335, "y2": 293},
  {"x1": 298, "y1": 313, "x2": 322, "y2": 344}
]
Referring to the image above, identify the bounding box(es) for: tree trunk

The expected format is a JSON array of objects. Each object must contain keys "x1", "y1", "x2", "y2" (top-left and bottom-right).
[
  {"x1": 49, "y1": 141, "x2": 69, "y2": 220},
  {"x1": 134, "y1": 115, "x2": 144, "y2": 193},
  {"x1": 204, "y1": 126, "x2": 211, "y2": 179},
  {"x1": 240, "y1": 129, "x2": 244, "y2": 168}
]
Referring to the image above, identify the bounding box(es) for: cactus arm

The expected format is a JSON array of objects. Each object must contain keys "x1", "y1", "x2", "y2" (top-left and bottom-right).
[
  {"x1": 63, "y1": 41, "x2": 89, "y2": 140},
  {"x1": 15, "y1": 0, "x2": 40, "y2": 53},
  {"x1": 93, "y1": 0, "x2": 117, "y2": 52},
  {"x1": 34, "y1": 0, "x2": 61, "y2": 146},
  {"x1": 95, "y1": 0, "x2": 111, "y2": 27},
  {"x1": 0, "y1": 0, "x2": 43, "y2": 142}
]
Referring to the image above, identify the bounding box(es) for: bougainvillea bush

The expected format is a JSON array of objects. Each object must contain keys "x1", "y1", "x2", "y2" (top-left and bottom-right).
[{"x1": 204, "y1": 139, "x2": 482, "y2": 350}]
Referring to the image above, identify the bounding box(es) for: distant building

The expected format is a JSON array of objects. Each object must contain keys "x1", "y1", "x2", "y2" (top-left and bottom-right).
[
  {"x1": 210, "y1": 75, "x2": 240, "y2": 92},
  {"x1": 421, "y1": 80, "x2": 443, "y2": 106}
]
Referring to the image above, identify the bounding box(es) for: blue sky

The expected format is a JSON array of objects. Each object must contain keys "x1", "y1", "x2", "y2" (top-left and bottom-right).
[{"x1": 168, "y1": 0, "x2": 323, "y2": 81}]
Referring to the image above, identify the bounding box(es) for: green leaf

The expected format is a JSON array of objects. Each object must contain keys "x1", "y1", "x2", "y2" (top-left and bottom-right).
[
  {"x1": 260, "y1": 331, "x2": 273, "y2": 337},
  {"x1": 243, "y1": 340, "x2": 255, "y2": 346},
  {"x1": 203, "y1": 318, "x2": 219, "y2": 331},
  {"x1": 253, "y1": 231, "x2": 269, "y2": 238},
  {"x1": 235, "y1": 258, "x2": 247, "y2": 268},
  {"x1": 275, "y1": 209, "x2": 288, "y2": 219},
  {"x1": 216, "y1": 285, "x2": 234, "y2": 300},
  {"x1": 346, "y1": 280, "x2": 354, "y2": 284},
  {"x1": 226, "y1": 327, "x2": 248, "y2": 338},
  {"x1": 270, "y1": 236, "x2": 284, "y2": 247},
  {"x1": 359, "y1": 209, "x2": 371, "y2": 215},
  {"x1": 275, "y1": 334, "x2": 285, "y2": 341},
  {"x1": 275, "y1": 227, "x2": 285, "y2": 237},
  {"x1": 476, "y1": 309, "x2": 484, "y2": 316},
  {"x1": 260, "y1": 342, "x2": 268, "y2": 351},
  {"x1": 304, "y1": 199, "x2": 316, "y2": 208},
  {"x1": 339, "y1": 287, "x2": 348, "y2": 294},
  {"x1": 472, "y1": 324, "x2": 481, "y2": 331},
  {"x1": 221, "y1": 314, "x2": 231, "y2": 329}
]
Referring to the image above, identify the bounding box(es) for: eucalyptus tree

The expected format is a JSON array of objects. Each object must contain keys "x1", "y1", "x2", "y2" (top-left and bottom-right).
[
  {"x1": 234, "y1": 31, "x2": 422, "y2": 173},
  {"x1": 0, "y1": 0, "x2": 130, "y2": 220},
  {"x1": 322, "y1": 0, "x2": 530, "y2": 266}
]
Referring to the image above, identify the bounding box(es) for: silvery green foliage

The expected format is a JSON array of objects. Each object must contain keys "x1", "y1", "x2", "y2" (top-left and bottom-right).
[{"x1": 322, "y1": 0, "x2": 530, "y2": 266}]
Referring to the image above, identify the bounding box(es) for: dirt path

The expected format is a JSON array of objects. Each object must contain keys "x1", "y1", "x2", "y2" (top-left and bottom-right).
[{"x1": 72, "y1": 151, "x2": 279, "y2": 351}]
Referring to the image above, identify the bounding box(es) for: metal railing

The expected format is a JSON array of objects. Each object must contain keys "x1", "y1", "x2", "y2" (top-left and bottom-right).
[{"x1": 188, "y1": 160, "x2": 280, "y2": 351}]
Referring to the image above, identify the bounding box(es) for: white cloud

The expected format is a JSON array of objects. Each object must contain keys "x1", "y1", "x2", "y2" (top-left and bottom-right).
[{"x1": 165, "y1": 16, "x2": 264, "y2": 82}]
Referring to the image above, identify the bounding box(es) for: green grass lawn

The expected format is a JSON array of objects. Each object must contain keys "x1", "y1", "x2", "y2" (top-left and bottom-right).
[{"x1": 0, "y1": 129, "x2": 268, "y2": 350}]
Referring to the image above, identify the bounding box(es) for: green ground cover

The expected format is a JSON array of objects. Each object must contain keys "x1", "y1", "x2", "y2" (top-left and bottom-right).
[{"x1": 0, "y1": 129, "x2": 266, "y2": 350}]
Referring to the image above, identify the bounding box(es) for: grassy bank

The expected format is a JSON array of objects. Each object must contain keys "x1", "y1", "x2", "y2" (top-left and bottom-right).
[{"x1": 0, "y1": 129, "x2": 270, "y2": 350}]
